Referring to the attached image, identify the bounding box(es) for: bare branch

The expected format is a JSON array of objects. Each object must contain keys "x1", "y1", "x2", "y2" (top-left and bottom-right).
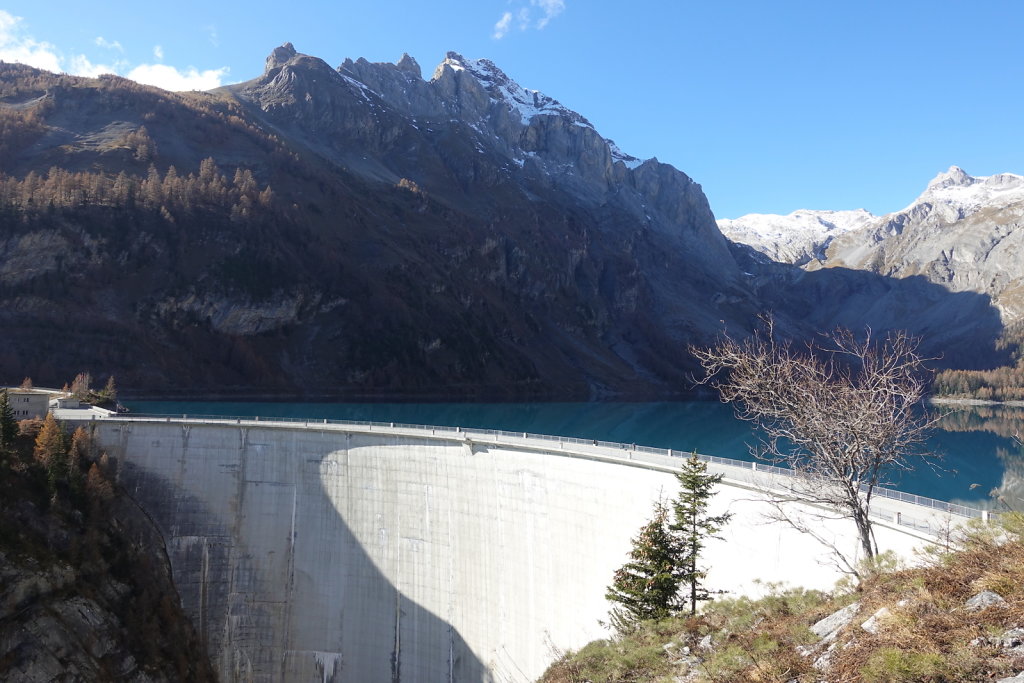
[{"x1": 691, "y1": 316, "x2": 936, "y2": 567}]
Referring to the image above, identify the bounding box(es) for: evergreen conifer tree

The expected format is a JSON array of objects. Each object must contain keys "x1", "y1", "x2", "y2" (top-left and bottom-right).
[
  {"x1": 605, "y1": 501, "x2": 683, "y2": 632},
  {"x1": 671, "y1": 452, "x2": 733, "y2": 616},
  {"x1": 0, "y1": 388, "x2": 17, "y2": 448}
]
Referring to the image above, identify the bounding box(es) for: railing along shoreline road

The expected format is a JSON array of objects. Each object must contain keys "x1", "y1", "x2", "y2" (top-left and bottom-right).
[{"x1": 91, "y1": 412, "x2": 990, "y2": 536}]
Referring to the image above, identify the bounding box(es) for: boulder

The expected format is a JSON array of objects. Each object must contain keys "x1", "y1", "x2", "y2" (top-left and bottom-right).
[
  {"x1": 810, "y1": 602, "x2": 860, "y2": 642},
  {"x1": 861, "y1": 607, "x2": 892, "y2": 635},
  {"x1": 966, "y1": 590, "x2": 1007, "y2": 611}
]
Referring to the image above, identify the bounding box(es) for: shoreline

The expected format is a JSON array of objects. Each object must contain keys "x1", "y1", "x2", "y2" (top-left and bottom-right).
[{"x1": 928, "y1": 397, "x2": 1024, "y2": 408}]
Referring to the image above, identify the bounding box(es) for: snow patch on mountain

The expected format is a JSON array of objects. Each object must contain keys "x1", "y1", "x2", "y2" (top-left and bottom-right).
[
  {"x1": 720, "y1": 167, "x2": 1024, "y2": 267},
  {"x1": 437, "y1": 52, "x2": 645, "y2": 169},
  {"x1": 608, "y1": 140, "x2": 643, "y2": 169},
  {"x1": 907, "y1": 165, "x2": 1024, "y2": 215},
  {"x1": 438, "y1": 52, "x2": 591, "y2": 128},
  {"x1": 718, "y1": 208, "x2": 875, "y2": 265}
]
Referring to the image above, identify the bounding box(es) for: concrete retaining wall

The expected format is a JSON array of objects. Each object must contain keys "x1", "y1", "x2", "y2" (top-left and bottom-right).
[{"x1": 88, "y1": 419, "x2": 946, "y2": 682}]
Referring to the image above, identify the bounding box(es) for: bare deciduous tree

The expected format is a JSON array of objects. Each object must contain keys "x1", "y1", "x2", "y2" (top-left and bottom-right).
[{"x1": 692, "y1": 318, "x2": 936, "y2": 574}]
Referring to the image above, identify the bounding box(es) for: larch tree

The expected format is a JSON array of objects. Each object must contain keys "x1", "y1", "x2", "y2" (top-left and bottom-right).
[
  {"x1": 34, "y1": 413, "x2": 69, "y2": 489},
  {"x1": 101, "y1": 376, "x2": 117, "y2": 404},
  {"x1": 70, "y1": 372, "x2": 92, "y2": 400}
]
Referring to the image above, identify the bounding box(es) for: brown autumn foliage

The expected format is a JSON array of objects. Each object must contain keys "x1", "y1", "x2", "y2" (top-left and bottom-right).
[
  {"x1": 933, "y1": 362, "x2": 1024, "y2": 401},
  {"x1": 0, "y1": 159, "x2": 282, "y2": 224},
  {"x1": 32, "y1": 412, "x2": 64, "y2": 468},
  {"x1": 933, "y1": 324, "x2": 1024, "y2": 401},
  {"x1": 85, "y1": 462, "x2": 114, "y2": 502}
]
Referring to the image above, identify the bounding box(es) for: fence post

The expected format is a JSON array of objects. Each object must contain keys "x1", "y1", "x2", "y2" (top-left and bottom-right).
[{"x1": 983, "y1": 510, "x2": 990, "y2": 524}]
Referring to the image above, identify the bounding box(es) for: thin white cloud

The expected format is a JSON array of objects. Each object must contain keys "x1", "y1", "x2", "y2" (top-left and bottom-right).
[
  {"x1": 67, "y1": 54, "x2": 122, "y2": 77},
  {"x1": 491, "y1": 1, "x2": 565, "y2": 38},
  {"x1": 518, "y1": 7, "x2": 531, "y2": 30},
  {"x1": 204, "y1": 25, "x2": 219, "y2": 48},
  {"x1": 493, "y1": 12, "x2": 513, "y2": 39},
  {"x1": 127, "y1": 63, "x2": 229, "y2": 91},
  {"x1": 94, "y1": 36, "x2": 123, "y2": 52},
  {"x1": 532, "y1": 0, "x2": 565, "y2": 29},
  {"x1": 153, "y1": 44, "x2": 164, "y2": 60},
  {"x1": 0, "y1": 10, "x2": 62, "y2": 72},
  {"x1": 0, "y1": 10, "x2": 228, "y2": 91}
]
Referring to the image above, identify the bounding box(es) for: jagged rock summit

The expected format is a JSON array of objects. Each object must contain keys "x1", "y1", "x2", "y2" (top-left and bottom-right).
[
  {"x1": 395, "y1": 52, "x2": 421, "y2": 79},
  {"x1": 232, "y1": 44, "x2": 732, "y2": 261},
  {"x1": 0, "y1": 42, "x2": 759, "y2": 397},
  {"x1": 265, "y1": 42, "x2": 297, "y2": 71}
]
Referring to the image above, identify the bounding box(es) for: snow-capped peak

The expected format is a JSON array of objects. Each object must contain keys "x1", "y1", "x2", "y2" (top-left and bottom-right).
[
  {"x1": 926, "y1": 165, "x2": 974, "y2": 191},
  {"x1": 720, "y1": 166, "x2": 1024, "y2": 266},
  {"x1": 718, "y1": 209, "x2": 876, "y2": 265},
  {"x1": 911, "y1": 166, "x2": 1024, "y2": 214},
  {"x1": 719, "y1": 208, "x2": 876, "y2": 241},
  {"x1": 437, "y1": 51, "x2": 593, "y2": 128},
  {"x1": 434, "y1": 52, "x2": 645, "y2": 169}
]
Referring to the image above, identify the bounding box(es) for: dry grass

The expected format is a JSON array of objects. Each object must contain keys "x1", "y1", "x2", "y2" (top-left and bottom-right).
[{"x1": 541, "y1": 515, "x2": 1024, "y2": 682}]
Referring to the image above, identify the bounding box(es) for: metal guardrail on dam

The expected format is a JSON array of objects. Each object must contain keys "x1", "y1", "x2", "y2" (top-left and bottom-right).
[{"x1": 96, "y1": 412, "x2": 990, "y2": 534}]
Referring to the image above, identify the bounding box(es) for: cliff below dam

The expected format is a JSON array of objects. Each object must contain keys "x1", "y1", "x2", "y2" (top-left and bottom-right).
[{"x1": 83, "y1": 418, "x2": 957, "y2": 682}]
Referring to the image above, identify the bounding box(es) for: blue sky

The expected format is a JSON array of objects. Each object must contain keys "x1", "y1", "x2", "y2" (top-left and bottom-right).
[{"x1": 1, "y1": 1, "x2": 1022, "y2": 219}]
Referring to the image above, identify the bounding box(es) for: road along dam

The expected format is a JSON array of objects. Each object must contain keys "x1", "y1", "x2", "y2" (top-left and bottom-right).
[{"x1": 78, "y1": 415, "x2": 979, "y2": 682}]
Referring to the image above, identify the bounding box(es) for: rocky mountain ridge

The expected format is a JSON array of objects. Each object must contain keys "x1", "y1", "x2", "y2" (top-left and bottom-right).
[
  {"x1": 721, "y1": 166, "x2": 1024, "y2": 328},
  {"x1": 0, "y1": 43, "x2": 1017, "y2": 396},
  {"x1": 0, "y1": 44, "x2": 759, "y2": 398},
  {"x1": 718, "y1": 208, "x2": 875, "y2": 265}
]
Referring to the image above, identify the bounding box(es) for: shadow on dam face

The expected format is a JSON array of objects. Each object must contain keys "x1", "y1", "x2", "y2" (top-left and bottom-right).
[
  {"x1": 104, "y1": 423, "x2": 493, "y2": 682},
  {"x1": 95, "y1": 419, "x2": 928, "y2": 682}
]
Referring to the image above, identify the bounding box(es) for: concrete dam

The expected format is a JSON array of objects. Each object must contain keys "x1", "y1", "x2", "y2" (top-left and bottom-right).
[{"x1": 82, "y1": 416, "x2": 969, "y2": 682}]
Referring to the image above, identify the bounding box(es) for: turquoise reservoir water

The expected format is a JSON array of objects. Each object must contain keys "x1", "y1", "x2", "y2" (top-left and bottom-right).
[{"x1": 123, "y1": 400, "x2": 1024, "y2": 510}]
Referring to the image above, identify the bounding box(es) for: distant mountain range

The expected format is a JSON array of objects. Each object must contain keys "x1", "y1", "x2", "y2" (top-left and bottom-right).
[
  {"x1": 0, "y1": 45, "x2": 1016, "y2": 398},
  {"x1": 720, "y1": 167, "x2": 1024, "y2": 330}
]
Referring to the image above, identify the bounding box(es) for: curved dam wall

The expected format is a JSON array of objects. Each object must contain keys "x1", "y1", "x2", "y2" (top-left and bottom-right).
[{"x1": 86, "y1": 418, "x2": 952, "y2": 682}]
